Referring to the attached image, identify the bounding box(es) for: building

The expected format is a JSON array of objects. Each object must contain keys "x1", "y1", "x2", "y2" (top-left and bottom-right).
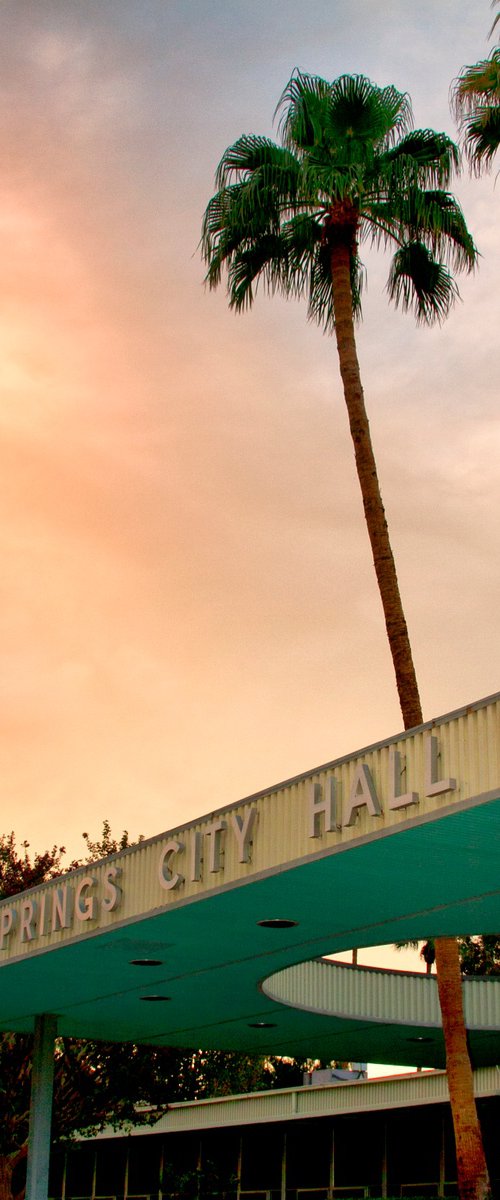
[
  {"x1": 53, "y1": 1068, "x2": 500, "y2": 1200},
  {"x1": 1, "y1": 692, "x2": 500, "y2": 1200}
]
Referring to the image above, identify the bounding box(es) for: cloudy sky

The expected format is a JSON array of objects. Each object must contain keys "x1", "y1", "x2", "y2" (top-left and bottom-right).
[{"x1": 1, "y1": 0, "x2": 498, "y2": 890}]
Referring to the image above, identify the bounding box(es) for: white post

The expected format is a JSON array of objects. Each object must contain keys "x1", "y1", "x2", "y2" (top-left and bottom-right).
[
  {"x1": 281, "y1": 1130, "x2": 287, "y2": 1200},
  {"x1": 236, "y1": 1134, "x2": 243, "y2": 1200},
  {"x1": 439, "y1": 1112, "x2": 446, "y2": 1198},
  {"x1": 25, "y1": 1014, "x2": 58, "y2": 1200},
  {"x1": 381, "y1": 1118, "x2": 388, "y2": 1200},
  {"x1": 329, "y1": 1125, "x2": 335, "y2": 1197}
]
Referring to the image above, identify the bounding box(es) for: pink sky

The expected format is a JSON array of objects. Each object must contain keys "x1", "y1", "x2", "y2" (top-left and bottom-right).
[{"x1": 0, "y1": 0, "x2": 499, "y2": 884}]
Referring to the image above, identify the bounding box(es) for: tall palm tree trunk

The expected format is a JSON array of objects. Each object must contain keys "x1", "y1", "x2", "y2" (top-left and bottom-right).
[
  {"x1": 329, "y1": 239, "x2": 422, "y2": 729},
  {"x1": 435, "y1": 938, "x2": 491, "y2": 1200},
  {"x1": 329, "y1": 240, "x2": 491, "y2": 1200}
]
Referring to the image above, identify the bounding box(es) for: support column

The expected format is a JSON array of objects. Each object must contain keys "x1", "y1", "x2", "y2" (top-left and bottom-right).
[
  {"x1": 91, "y1": 1148, "x2": 97, "y2": 1200},
  {"x1": 381, "y1": 1118, "x2": 388, "y2": 1200},
  {"x1": 236, "y1": 1134, "x2": 243, "y2": 1200},
  {"x1": 123, "y1": 1140, "x2": 130, "y2": 1200},
  {"x1": 61, "y1": 1150, "x2": 67, "y2": 1200},
  {"x1": 197, "y1": 1137, "x2": 202, "y2": 1200},
  {"x1": 281, "y1": 1130, "x2": 287, "y2": 1200},
  {"x1": 439, "y1": 1112, "x2": 446, "y2": 1198},
  {"x1": 329, "y1": 1124, "x2": 335, "y2": 1198},
  {"x1": 25, "y1": 1014, "x2": 58, "y2": 1200},
  {"x1": 158, "y1": 1137, "x2": 165, "y2": 1200}
]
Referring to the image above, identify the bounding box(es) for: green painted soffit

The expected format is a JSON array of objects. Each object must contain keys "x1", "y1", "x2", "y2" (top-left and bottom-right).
[{"x1": 0, "y1": 796, "x2": 500, "y2": 1068}]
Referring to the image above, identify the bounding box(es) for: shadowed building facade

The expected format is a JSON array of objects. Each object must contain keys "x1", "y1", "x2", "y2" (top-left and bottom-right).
[{"x1": 52, "y1": 1069, "x2": 500, "y2": 1200}]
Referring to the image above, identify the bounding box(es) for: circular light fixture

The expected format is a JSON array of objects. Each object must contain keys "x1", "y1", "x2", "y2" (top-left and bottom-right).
[
  {"x1": 248, "y1": 1021, "x2": 277, "y2": 1028},
  {"x1": 140, "y1": 995, "x2": 171, "y2": 1002},
  {"x1": 130, "y1": 959, "x2": 163, "y2": 967},
  {"x1": 257, "y1": 918, "x2": 298, "y2": 929}
]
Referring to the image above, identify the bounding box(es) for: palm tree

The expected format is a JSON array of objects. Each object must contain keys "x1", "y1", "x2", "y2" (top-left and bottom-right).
[
  {"x1": 395, "y1": 938, "x2": 435, "y2": 973},
  {"x1": 201, "y1": 72, "x2": 486, "y2": 1200},
  {"x1": 452, "y1": 12, "x2": 500, "y2": 172},
  {"x1": 202, "y1": 72, "x2": 475, "y2": 726}
]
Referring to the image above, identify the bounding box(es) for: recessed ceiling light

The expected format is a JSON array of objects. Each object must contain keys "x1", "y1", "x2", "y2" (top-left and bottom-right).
[
  {"x1": 257, "y1": 918, "x2": 298, "y2": 929},
  {"x1": 248, "y1": 1021, "x2": 277, "y2": 1028},
  {"x1": 130, "y1": 959, "x2": 163, "y2": 967},
  {"x1": 140, "y1": 995, "x2": 171, "y2": 1002}
]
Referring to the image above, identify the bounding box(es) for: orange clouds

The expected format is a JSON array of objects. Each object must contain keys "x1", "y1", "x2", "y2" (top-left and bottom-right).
[{"x1": 0, "y1": 0, "x2": 498, "y2": 868}]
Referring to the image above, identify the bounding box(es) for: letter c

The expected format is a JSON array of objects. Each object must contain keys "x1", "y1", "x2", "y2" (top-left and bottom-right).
[{"x1": 158, "y1": 840, "x2": 184, "y2": 891}]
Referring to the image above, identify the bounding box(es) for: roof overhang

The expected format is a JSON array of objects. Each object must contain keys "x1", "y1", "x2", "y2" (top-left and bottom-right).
[
  {"x1": 1, "y1": 692, "x2": 500, "y2": 1068},
  {"x1": 92, "y1": 1065, "x2": 500, "y2": 1138}
]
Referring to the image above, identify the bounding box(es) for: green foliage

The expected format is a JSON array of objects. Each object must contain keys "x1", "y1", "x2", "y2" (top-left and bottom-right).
[
  {"x1": 0, "y1": 1033, "x2": 33, "y2": 1156},
  {"x1": 173, "y1": 1050, "x2": 272, "y2": 1099},
  {"x1": 452, "y1": 4, "x2": 500, "y2": 173},
  {"x1": 80, "y1": 818, "x2": 143, "y2": 863},
  {"x1": 202, "y1": 70, "x2": 476, "y2": 331},
  {"x1": 0, "y1": 833, "x2": 65, "y2": 900},
  {"x1": 458, "y1": 935, "x2": 500, "y2": 976}
]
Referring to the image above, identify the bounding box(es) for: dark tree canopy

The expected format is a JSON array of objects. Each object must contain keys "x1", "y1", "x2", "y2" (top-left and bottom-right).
[
  {"x1": 458, "y1": 935, "x2": 500, "y2": 977},
  {"x1": 0, "y1": 834, "x2": 66, "y2": 901}
]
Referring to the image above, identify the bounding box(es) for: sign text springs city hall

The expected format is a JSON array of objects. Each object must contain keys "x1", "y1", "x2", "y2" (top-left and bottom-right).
[{"x1": 0, "y1": 732, "x2": 457, "y2": 952}]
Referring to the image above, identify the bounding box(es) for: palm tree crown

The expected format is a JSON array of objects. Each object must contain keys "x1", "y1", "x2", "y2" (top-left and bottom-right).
[
  {"x1": 202, "y1": 71, "x2": 476, "y2": 328},
  {"x1": 452, "y1": 45, "x2": 500, "y2": 172}
]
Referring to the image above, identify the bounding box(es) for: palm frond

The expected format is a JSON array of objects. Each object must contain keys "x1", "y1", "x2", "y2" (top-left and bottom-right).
[
  {"x1": 307, "y1": 250, "x2": 336, "y2": 330},
  {"x1": 461, "y1": 105, "x2": 500, "y2": 169},
  {"x1": 452, "y1": 48, "x2": 500, "y2": 118},
  {"x1": 451, "y1": 48, "x2": 500, "y2": 170},
  {"x1": 210, "y1": 137, "x2": 305, "y2": 233},
  {"x1": 381, "y1": 129, "x2": 460, "y2": 188},
  {"x1": 277, "y1": 71, "x2": 412, "y2": 157},
  {"x1": 410, "y1": 189, "x2": 477, "y2": 271},
  {"x1": 280, "y1": 212, "x2": 323, "y2": 276},
  {"x1": 276, "y1": 70, "x2": 333, "y2": 150},
  {"x1": 327, "y1": 75, "x2": 412, "y2": 149},
  {"x1": 215, "y1": 135, "x2": 301, "y2": 193},
  {"x1": 201, "y1": 186, "x2": 248, "y2": 287},
  {"x1": 377, "y1": 84, "x2": 414, "y2": 141},
  {"x1": 300, "y1": 157, "x2": 366, "y2": 206},
  {"x1": 226, "y1": 234, "x2": 290, "y2": 310},
  {"x1": 201, "y1": 182, "x2": 280, "y2": 287},
  {"x1": 387, "y1": 241, "x2": 459, "y2": 324},
  {"x1": 366, "y1": 188, "x2": 477, "y2": 274},
  {"x1": 201, "y1": 182, "x2": 248, "y2": 244}
]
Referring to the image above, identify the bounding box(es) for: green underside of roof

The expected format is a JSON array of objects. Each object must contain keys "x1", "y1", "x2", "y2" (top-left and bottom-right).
[{"x1": 1, "y1": 796, "x2": 500, "y2": 1068}]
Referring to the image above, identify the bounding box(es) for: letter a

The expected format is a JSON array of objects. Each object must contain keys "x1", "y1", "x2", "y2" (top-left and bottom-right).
[{"x1": 344, "y1": 764, "x2": 382, "y2": 827}]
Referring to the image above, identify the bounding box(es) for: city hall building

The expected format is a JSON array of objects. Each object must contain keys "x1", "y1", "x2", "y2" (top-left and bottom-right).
[
  {"x1": 51, "y1": 1065, "x2": 500, "y2": 1200},
  {"x1": 1, "y1": 692, "x2": 500, "y2": 1200}
]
